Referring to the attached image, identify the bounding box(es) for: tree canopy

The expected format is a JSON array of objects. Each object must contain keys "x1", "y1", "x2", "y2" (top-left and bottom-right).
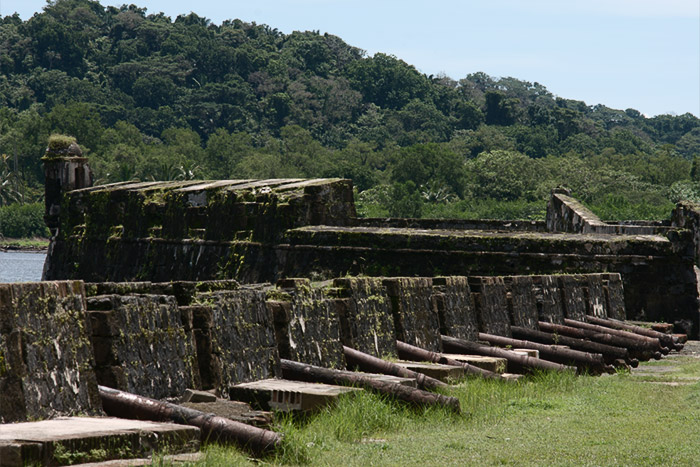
[{"x1": 0, "y1": 0, "x2": 698, "y2": 225}]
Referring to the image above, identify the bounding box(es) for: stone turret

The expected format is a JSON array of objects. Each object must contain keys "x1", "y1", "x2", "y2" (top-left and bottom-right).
[{"x1": 43, "y1": 135, "x2": 93, "y2": 236}]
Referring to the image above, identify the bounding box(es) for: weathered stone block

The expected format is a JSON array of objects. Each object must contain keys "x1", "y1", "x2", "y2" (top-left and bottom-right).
[
  {"x1": 470, "y1": 277, "x2": 511, "y2": 337},
  {"x1": 586, "y1": 275, "x2": 607, "y2": 318},
  {"x1": 192, "y1": 288, "x2": 280, "y2": 395},
  {"x1": 0, "y1": 281, "x2": 101, "y2": 423},
  {"x1": 504, "y1": 276, "x2": 539, "y2": 329},
  {"x1": 86, "y1": 294, "x2": 199, "y2": 400},
  {"x1": 432, "y1": 276, "x2": 479, "y2": 342},
  {"x1": 383, "y1": 278, "x2": 441, "y2": 352},
  {"x1": 533, "y1": 275, "x2": 565, "y2": 324},
  {"x1": 603, "y1": 273, "x2": 626, "y2": 320},
  {"x1": 333, "y1": 277, "x2": 397, "y2": 358},
  {"x1": 558, "y1": 275, "x2": 588, "y2": 321},
  {"x1": 271, "y1": 279, "x2": 345, "y2": 369},
  {"x1": 230, "y1": 379, "x2": 361, "y2": 412}
]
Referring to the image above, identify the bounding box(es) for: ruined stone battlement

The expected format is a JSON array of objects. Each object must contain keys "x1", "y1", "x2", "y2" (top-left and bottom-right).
[
  {"x1": 0, "y1": 272, "x2": 629, "y2": 423},
  {"x1": 41, "y1": 172, "x2": 700, "y2": 337}
]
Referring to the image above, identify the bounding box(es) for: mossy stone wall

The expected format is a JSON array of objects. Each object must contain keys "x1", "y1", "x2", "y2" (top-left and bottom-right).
[
  {"x1": 431, "y1": 276, "x2": 479, "y2": 342},
  {"x1": 270, "y1": 279, "x2": 345, "y2": 369},
  {"x1": 333, "y1": 277, "x2": 397, "y2": 358},
  {"x1": 0, "y1": 281, "x2": 101, "y2": 423},
  {"x1": 383, "y1": 278, "x2": 442, "y2": 352},
  {"x1": 86, "y1": 293, "x2": 199, "y2": 400}
]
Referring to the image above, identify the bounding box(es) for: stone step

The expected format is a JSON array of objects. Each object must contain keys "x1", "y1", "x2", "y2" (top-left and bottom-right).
[
  {"x1": 0, "y1": 417, "x2": 200, "y2": 467},
  {"x1": 229, "y1": 379, "x2": 362, "y2": 412},
  {"x1": 394, "y1": 361, "x2": 465, "y2": 382},
  {"x1": 441, "y1": 354, "x2": 508, "y2": 374}
]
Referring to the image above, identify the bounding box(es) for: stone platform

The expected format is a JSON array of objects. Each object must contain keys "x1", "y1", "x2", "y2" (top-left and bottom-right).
[
  {"x1": 443, "y1": 354, "x2": 508, "y2": 374},
  {"x1": 229, "y1": 379, "x2": 363, "y2": 412},
  {"x1": 0, "y1": 417, "x2": 200, "y2": 466},
  {"x1": 395, "y1": 361, "x2": 465, "y2": 381}
]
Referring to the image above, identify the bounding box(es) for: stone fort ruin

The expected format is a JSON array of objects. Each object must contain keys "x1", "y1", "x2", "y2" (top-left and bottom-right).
[{"x1": 0, "y1": 146, "x2": 697, "y2": 464}]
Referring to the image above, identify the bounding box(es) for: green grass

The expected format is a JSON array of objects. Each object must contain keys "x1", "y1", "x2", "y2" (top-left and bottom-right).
[{"x1": 189, "y1": 357, "x2": 700, "y2": 466}]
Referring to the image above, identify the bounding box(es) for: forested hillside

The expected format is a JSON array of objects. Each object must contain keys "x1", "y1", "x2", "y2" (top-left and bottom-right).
[{"x1": 1, "y1": 0, "x2": 699, "y2": 231}]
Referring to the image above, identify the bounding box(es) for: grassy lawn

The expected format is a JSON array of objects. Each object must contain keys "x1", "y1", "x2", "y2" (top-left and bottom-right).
[{"x1": 186, "y1": 351, "x2": 700, "y2": 466}]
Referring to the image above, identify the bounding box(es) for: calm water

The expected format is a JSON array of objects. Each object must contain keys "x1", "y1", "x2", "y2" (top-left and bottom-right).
[{"x1": 0, "y1": 251, "x2": 47, "y2": 282}]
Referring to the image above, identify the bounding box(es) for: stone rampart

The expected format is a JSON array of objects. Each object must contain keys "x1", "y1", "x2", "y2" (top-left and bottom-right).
[
  {"x1": 42, "y1": 177, "x2": 700, "y2": 337},
  {"x1": 1, "y1": 271, "x2": 628, "y2": 419}
]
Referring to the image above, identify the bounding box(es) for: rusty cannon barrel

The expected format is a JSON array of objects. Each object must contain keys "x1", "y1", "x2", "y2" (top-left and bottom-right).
[
  {"x1": 563, "y1": 319, "x2": 667, "y2": 359},
  {"x1": 585, "y1": 316, "x2": 683, "y2": 351},
  {"x1": 513, "y1": 325, "x2": 636, "y2": 367},
  {"x1": 395, "y1": 340, "x2": 505, "y2": 381},
  {"x1": 279, "y1": 359, "x2": 461, "y2": 413},
  {"x1": 99, "y1": 386, "x2": 282, "y2": 456},
  {"x1": 343, "y1": 345, "x2": 446, "y2": 390},
  {"x1": 477, "y1": 332, "x2": 614, "y2": 375},
  {"x1": 440, "y1": 335, "x2": 574, "y2": 374}
]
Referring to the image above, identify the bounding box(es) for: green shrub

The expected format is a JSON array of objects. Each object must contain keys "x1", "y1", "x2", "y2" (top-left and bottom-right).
[{"x1": 0, "y1": 203, "x2": 49, "y2": 238}]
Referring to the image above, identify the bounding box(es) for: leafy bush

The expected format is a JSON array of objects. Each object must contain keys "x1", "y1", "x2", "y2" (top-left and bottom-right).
[{"x1": 0, "y1": 203, "x2": 49, "y2": 238}]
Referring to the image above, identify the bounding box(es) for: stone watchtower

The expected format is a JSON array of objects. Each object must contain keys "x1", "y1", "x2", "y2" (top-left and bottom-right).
[{"x1": 43, "y1": 135, "x2": 93, "y2": 236}]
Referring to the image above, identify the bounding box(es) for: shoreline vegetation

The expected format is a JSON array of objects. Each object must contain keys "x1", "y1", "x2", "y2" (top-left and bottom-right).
[{"x1": 0, "y1": 237, "x2": 50, "y2": 252}]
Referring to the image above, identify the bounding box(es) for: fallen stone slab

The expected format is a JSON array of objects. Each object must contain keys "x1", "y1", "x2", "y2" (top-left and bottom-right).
[
  {"x1": 442, "y1": 354, "x2": 507, "y2": 374},
  {"x1": 70, "y1": 452, "x2": 204, "y2": 466},
  {"x1": 230, "y1": 378, "x2": 362, "y2": 412},
  {"x1": 181, "y1": 389, "x2": 217, "y2": 403},
  {"x1": 394, "y1": 361, "x2": 465, "y2": 382},
  {"x1": 0, "y1": 417, "x2": 199, "y2": 467}
]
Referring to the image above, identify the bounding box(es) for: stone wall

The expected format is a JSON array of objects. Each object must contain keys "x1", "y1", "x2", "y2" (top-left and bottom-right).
[
  {"x1": 192, "y1": 288, "x2": 280, "y2": 395},
  {"x1": 278, "y1": 225, "x2": 698, "y2": 337},
  {"x1": 44, "y1": 178, "x2": 356, "y2": 282},
  {"x1": 270, "y1": 279, "x2": 345, "y2": 369},
  {"x1": 0, "y1": 282, "x2": 101, "y2": 423},
  {"x1": 332, "y1": 277, "x2": 397, "y2": 358},
  {"x1": 0, "y1": 271, "x2": 631, "y2": 421},
  {"x1": 43, "y1": 177, "x2": 700, "y2": 337},
  {"x1": 546, "y1": 192, "x2": 673, "y2": 236},
  {"x1": 86, "y1": 294, "x2": 199, "y2": 400}
]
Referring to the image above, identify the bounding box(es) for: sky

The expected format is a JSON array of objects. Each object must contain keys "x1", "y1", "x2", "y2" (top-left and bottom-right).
[{"x1": 2, "y1": 0, "x2": 699, "y2": 118}]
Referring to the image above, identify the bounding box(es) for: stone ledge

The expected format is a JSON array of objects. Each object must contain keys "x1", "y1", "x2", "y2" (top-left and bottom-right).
[{"x1": 0, "y1": 417, "x2": 200, "y2": 467}]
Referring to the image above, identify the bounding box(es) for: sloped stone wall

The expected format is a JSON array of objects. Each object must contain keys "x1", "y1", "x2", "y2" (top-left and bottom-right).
[{"x1": 0, "y1": 282, "x2": 101, "y2": 423}]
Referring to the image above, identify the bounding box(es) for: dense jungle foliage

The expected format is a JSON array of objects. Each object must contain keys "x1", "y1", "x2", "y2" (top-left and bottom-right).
[{"x1": 1, "y1": 0, "x2": 699, "y2": 236}]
